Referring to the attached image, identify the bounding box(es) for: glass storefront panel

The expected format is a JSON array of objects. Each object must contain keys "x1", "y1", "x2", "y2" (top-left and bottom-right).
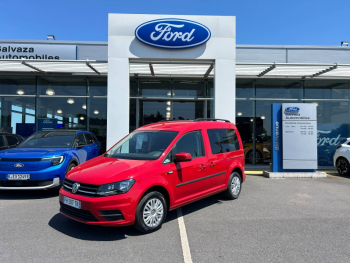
[
  {"x1": 173, "y1": 101, "x2": 205, "y2": 120},
  {"x1": 236, "y1": 79, "x2": 254, "y2": 98},
  {"x1": 0, "y1": 76, "x2": 36, "y2": 95},
  {"x1": 256, "y1": 80, "x2": 302, "y2": 99},
  {"x1": 139, "y1": 101, "x2": 167, "y2": 126},
  {"x1": 0, "y1": 96, "x2": 36, "y2": 136},
  {"x1": 39, "y1": 97, "x2": 87, "y2": 130},
  {"x1": 304, "y1": 81, "x2": 349, "y2": 99},
  {"x1": 38, "y1": 77, "x2": 87, "y2": 96},
  {"x1": 89, "y1": 77, "x2": 107, "y2": 96},
  {"x1": 89, "y1": 97, "x2": 107, "y2": 152},
  {"x1": 130, "y1": 99, "x2": 137, "y2": 132},
  {"x1": 235, "y1": 101, "x2": 254, "y2": 163},
  {"x1": 172, "y1": 80, "x2": 205, "y2": 98},
  {"x1": 139, "y1": 80, "x2": 171, "y2": 97}
]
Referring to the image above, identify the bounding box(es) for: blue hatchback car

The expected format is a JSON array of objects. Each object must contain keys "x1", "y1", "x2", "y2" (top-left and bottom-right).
[{"x1": 0, "y1": 130, "x2": 101, "y2": 190}]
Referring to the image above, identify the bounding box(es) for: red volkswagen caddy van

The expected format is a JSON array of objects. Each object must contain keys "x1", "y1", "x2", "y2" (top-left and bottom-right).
[{"x1": 59, "y1": 119, "x2": 246, "y2": 233}]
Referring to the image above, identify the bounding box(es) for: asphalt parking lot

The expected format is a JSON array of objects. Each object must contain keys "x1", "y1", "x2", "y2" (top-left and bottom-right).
[{"x1": 1, "y1": 173, "x2": 350, "y2": 263}]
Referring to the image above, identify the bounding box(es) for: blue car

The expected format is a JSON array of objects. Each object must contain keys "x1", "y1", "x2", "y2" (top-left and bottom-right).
[{"x1": 0, "y1": 130, "x2": 101, "y2": 190}]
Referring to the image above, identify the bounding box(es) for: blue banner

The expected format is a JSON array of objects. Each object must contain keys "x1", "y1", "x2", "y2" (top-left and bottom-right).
[
  {"x1": 317, "y1": 123, "x2": 349, "y2": 166},
  {"x1": 38, "y1": 118, "x2": 57, "y2": 131}
]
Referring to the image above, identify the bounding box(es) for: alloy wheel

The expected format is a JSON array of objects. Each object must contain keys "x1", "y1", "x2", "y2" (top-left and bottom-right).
[
  {"x1": 231, "y1": 176, "x2": 241, "y2": 196},
  {"x1": 143, "y1": 198, "x2": 164, "y2": 227}
]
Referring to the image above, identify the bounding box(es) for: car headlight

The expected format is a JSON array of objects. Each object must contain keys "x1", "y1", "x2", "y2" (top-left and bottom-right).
[
  {"x1": 96, "y1": 179, "x2": 135, "y2": 196},
  {"x1": 42, "y1": 156, "x2": 65, "y2": 166}
]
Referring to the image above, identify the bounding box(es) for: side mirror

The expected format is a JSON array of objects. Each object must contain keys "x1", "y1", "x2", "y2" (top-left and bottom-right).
[{"x1": 174, "y1": 152, "x2": 192, "y2": 162}]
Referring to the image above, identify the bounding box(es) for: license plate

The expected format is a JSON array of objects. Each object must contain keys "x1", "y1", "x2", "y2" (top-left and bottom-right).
[
  {"x1": 63, "y1": 196, "x2": 81, "y2": 209},
  {"x1": 7, "y1": 174, "x2": 30, "y2": 180}
]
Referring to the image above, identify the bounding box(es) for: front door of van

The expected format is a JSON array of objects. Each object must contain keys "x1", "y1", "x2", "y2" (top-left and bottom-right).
[{"x1": 166, "y1": 131, "x2": 208, "y2": 205}]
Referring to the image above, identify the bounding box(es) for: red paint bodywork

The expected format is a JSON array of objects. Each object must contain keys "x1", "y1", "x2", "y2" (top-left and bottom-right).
[{"x1": 59, "y1": 121, "x2": 246, "y2": 226}]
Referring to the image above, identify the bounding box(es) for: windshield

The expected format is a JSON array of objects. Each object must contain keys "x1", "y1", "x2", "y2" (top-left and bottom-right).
[
  {"x1": 105, "y1": 130, "x2": 178, "y2": 160},
  {"x1": 19, "y1": 132, "x2": 75, "y2": 148}
]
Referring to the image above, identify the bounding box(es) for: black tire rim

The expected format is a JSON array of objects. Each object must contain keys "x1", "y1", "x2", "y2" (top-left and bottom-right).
[
  {"x1": 248, "y1": 151, "x2": 261, "y2": 163},
  {"x1": 337, "y1": 159, "x2": 348, "y2": 174}
]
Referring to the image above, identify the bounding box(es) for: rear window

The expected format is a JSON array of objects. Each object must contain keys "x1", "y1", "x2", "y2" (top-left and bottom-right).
[
  {"x1": 6, "y1": 135, "x2": 19, "y2": 146},
  {"x1": 207, "y1": 129, "x2": 240, "y2": 154}
]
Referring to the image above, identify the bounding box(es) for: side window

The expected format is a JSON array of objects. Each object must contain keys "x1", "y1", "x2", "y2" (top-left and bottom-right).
[
  {"x1": 6, "y1": 135, "x2": 18, "y2": 146},
  {"x1": 76, "y1": 133, "x2": 86, "y2": 146},
  {"x1": 163, "y1": 150, "x2": 173, "y2": 164},
  {"x1": 207, "y1": 129, "x2": 240, "y2": 154},
  {"x1": 84, "y1": 133, "x2": 95, "y2": 145},
  {"x1": 175, "y1": 131, "x2": 205, "y2": 158},
  {"x1": 0, "y1": 136, "x2": 6, "y2": 147}
]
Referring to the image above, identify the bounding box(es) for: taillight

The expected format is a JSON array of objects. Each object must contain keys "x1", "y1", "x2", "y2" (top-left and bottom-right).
[{"x1": 336, "y1": 145, "x2": 342, "y2": 149}]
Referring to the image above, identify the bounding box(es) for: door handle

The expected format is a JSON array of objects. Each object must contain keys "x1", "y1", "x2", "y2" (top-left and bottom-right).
[
  {"x1": 200, "y1": 164, "x2": 206, "y2": 170},
  {"x1": 209, "y1": 162, "x2": 215, "y2": 168},
  {"x1": 166, "y1": 171, "x2": 173, "y2": 174}
]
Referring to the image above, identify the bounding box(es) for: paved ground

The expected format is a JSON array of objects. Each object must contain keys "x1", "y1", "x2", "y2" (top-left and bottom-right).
[{"x1": 1, "y1": 173, "x2": 350, "y2": 263}]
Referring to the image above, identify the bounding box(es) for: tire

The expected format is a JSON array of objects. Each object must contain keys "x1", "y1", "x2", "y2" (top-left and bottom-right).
[
  {"x1": 134, "y1": 191, "x2": 167, "y2": 234},
  {"x1": 66, "y1": 162, "x2": 77, "y2": 174},
  {"x1": 246, "y1": 150, "x2": 262, "y2": 164},
  {"x1": 223, "y1": 172, "x2": 242, "y2": 200},
  {"x1": 336, "y1": 158, "x2": 350, "y2": 176}
]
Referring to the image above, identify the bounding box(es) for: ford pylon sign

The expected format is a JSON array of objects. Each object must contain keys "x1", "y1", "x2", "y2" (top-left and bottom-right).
[{"x1": 135, "y1": 18, "x2": 211, "y2": 49}]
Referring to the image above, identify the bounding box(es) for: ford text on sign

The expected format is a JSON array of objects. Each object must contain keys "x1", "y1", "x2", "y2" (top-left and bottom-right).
[{"x1": 135, "y1": 19, "x2": 211, "y2": 49}]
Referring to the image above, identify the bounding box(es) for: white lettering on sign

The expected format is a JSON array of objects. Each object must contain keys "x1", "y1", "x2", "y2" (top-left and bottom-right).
[
  {"x1": 150, "y1": 23, "x2": 195, "y2": 42},
  {"x1": 317, "y1": 130, "x2": 341, "y2": 146},
  {"x1": 275, "y1": 121, "x2": 279, "y2": 151}
]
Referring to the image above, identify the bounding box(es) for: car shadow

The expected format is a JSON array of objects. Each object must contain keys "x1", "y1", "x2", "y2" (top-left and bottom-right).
[
  {"x1": 48, "y1": 194, "x2": 226, "y2": 241},
  {"x1": 326, "y1": 172, "x2": 350, "y2": 180},
  {"x1": 0, "y1": 189, "x2": 59, "y2": 200},
  {"x1": 48, "y1": 209, "x2": 179, "y2": 241}
]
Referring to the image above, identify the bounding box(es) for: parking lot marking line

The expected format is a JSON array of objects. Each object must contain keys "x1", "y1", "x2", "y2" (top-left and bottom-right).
[{"x1": 177, "y1": 208, "x2": 193, "y2": 263}]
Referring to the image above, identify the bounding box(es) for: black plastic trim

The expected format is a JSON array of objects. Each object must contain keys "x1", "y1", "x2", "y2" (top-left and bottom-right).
[{"x1": 175, "y1": 171, "x2": 226, "y2": 187}]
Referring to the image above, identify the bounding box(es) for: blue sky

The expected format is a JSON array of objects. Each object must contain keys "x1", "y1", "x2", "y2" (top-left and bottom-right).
[{"x1": 1, "y1": 0, "x2": 349, "y2": 46}]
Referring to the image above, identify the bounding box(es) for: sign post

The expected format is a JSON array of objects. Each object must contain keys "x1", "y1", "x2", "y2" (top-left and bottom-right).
[{"x1": 265, "y1": 103, "x2": 326, "y2": 178}]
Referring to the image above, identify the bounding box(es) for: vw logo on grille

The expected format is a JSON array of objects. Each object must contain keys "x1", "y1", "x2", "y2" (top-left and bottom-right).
[
  {"x1": 14, "y1": 163, "x2": 24, "y2": 168},
  {"x1": 72, "y1": 182, "x2": 80, "y2": 193}
]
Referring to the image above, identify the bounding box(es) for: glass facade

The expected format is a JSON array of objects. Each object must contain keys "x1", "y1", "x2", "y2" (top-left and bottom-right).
[
  {"x1": 129, "y1": 78, "x2": 214, "y2": 130},
  {"x1": 236, "y1": 79, "x2": 350, "y2": 166},
  {"x1": 0, "y1": 76, "x2": 107, "y2": 151},
  {"x1": 0, "y1": 74, "x2": 348, "y2": 166}
]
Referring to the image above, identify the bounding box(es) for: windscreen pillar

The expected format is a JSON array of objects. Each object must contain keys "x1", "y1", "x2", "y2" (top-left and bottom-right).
[
  {"x1": 107, "y1": 58, "x2": 130, "y2": 149},
  {"x1": 214, "y1": 59, "x2": 236, "y2": 123}
]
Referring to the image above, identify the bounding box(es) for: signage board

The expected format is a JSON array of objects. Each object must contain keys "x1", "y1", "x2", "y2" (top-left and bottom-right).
[
  {"x1": 282, "y1": 103, "x2": 317, "y2": 169},
  {"x1": 38, "y1": 118, "x2": 57, "y2": 131},
  {"x1": 135, "y1": 18, "x2": 211, "y2": 49},
  {"x1": 0, "y1": 43, "x2": 76, "y2": 60}
]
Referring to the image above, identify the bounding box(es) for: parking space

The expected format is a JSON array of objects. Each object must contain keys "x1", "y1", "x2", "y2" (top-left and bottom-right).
[{"x1": 1, "y1": 174, "x2": 350, "y2": 263}]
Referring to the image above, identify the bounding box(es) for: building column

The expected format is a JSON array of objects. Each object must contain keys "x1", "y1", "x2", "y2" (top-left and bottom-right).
[
  {"x1": 107, "y1": 58, "x2": 130, "y2": 149},
  {"x1": 214, "y1": 59, "x2": 236, "y2": 123}
]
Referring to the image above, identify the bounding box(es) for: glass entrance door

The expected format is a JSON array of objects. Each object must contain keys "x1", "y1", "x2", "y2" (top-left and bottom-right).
[{"x1": 138, "y1": 100, "x2": 206, "y2": 127}]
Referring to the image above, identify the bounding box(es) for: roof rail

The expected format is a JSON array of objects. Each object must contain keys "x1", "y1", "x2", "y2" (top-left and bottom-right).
[{"x1": 194, "y1": 118, "x2": 230, "y2": 123}]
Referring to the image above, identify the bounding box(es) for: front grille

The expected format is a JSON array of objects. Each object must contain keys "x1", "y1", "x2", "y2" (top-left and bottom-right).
[
  {"x1": 63, "y1": 178, "x2": 99, "y2": 197},
  {"x1": 0, "y1": 179, "x2": 53, "y2": 187},
  {"x1": 60, "y1": 202, "x2": 98, "y2": 222}
]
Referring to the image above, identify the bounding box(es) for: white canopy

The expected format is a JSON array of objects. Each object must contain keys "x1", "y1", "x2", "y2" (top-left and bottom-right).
[{"x1": 0, "y1": 59, "x2": 349, "y2": 79}]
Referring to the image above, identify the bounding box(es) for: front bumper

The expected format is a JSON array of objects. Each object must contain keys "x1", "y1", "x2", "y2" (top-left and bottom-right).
[
  {"x1": 59, "y1": 188, "x2": 137, "y2": 226},
  {"x1": 0, "y1": 177, "x2": 60, "y2": 190},
  {"x1": 0, "y1": 161, "x2": 67, "y2": 190}
]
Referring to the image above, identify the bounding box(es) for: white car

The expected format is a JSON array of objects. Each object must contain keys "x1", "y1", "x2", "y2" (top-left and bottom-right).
[{"x1": 333, "y1": 138, "x2": 350, "y2": 175}]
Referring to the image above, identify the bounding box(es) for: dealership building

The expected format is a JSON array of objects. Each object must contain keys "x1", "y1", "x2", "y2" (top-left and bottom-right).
[{"x1": 0, "y1": 13, "x2": 350, "y2": 166}]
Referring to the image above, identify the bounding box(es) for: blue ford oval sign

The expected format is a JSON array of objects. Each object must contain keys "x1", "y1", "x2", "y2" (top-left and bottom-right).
[
  {"x1": 135, "y1": 18, "x2": 211, "y2": 49},
  {"x1": 284, "y1": 106, "x2": 300, "y2": 114}
]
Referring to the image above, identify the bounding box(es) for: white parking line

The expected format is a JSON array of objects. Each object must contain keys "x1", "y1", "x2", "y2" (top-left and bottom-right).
[{"x1": 177, "y1": 208, "x2": 193, "y2": 263}]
